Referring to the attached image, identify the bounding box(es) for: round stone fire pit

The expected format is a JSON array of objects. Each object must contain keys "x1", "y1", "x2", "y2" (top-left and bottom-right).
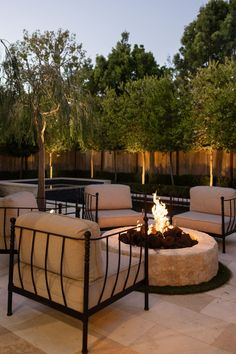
[
  {"x1": 148, "y1": 228, "x2": 218, "y2": 286},
  {"x1": 103, "y1": 227, "x2": 218, "y2": 287}
]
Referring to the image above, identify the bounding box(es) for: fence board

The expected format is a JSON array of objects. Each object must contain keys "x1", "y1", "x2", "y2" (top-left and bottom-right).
[{"x1": 0, "y1": 149, "x2": 235, "y2": 180}]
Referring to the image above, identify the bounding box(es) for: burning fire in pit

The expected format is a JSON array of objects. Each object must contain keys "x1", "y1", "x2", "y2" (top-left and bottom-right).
[
  {"x1": 120, "y1": 193, "x2": 198, "y2": 249},
  {"x1": 149, "y1": 193, "x2": 170, "y2": 234}
]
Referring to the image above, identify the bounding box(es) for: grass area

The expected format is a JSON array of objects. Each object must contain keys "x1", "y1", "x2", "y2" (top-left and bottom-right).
[{"x1": 138, "y1": 262, "x2": 231, "y2": 295}]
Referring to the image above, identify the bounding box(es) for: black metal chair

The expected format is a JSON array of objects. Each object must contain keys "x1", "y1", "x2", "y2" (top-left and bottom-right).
[
  {"x1": 7, "y1": 213, "x2": 149, "y2": 353},
  {"x1": 82, "y1": 186, "x2": 146, "y2": 230},
  {"x1": 0, "y1": 197, "x2": 80, "y2": 255},
  {"x1": 172, "y1": 187, "x2": 236, "y2": 253}
]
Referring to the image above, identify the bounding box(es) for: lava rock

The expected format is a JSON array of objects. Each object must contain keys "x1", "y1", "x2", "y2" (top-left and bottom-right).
[{"x1": 119, "y1": 226, "x2": 198, "y2": 249}]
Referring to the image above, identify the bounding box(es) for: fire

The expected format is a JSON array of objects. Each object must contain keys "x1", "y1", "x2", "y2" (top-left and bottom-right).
[{"x1": 150, "y1": 193, "x2": 170, "y2": 234}]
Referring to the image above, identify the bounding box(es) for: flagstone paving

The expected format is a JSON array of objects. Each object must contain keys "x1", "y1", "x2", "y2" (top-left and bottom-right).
[{"x1": 0, "y1": 235, "x2": 236, "y2": 354}]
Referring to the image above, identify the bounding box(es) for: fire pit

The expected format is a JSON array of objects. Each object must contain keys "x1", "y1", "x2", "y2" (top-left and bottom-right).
[
  {"x1": 120, "y1": 193, "x2": 198, "y2": 250},
  {"x1": 119, "y1": 225, "x2": 198, "y2": 249},
  {"x1": 104, "y1": 193, "x2": 219, "y2": 286},
  {"x1": 147, "y1": 228, "x2": 218, "y2": 286}
]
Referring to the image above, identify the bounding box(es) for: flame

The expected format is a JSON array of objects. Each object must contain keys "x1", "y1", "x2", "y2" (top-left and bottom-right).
[
  {"x1": 136, "y1": 220, "x2": 142, "y2": 232},
  {"x1": 151, "y1": 193, "x2": 170, "y2": 233}
]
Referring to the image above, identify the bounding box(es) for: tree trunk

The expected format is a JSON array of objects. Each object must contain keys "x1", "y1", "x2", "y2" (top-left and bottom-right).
[
  {"x1": 90, "y1": 150, "x2": 94, "y2": 178},
  {"x1": 37, "y1": 140, "x2": 46, "y2": 210},
  {"x1": 135, "y1": 152, "x2": 139, "y2": 174},
  {"x1": 169, "y1": 151, "x2": 175, "y2": 185},
  {"x1": 74, "y1": 149, "x2": 77, "y2": 171},
  {"x1": 141, "y1": 151, "x2": 146, "y2": 185},
  {"x1": 176, "y1": 150, "x2": 179, "y2": 176},
  {"x1": 209, "y1": 149, "x2": 213, "y2": 186},
  {"x1": 36, "y1": 112, "x2": 46, "y2": 210},
  {"x1": 101, "y1": 151, "x2": 104, "y2": 172},
  {"x1": 230, "y1": 151, "x2": 234, "y2": 186},
  {"x1": 114, "y1": 150, "x2": 117, "y2": 183},
  {"x1": 24, "y1": 156, "x2": 28, "y2": 171},
  {"x1": 19, "y1": 156, "x2": 23, "y2": 179},
  {"x1": 149, "y1": 151, "x2": 155, "y2": 182},
  {"x1": 49, "y1": 152, "x2": 53, "y2": 179}
]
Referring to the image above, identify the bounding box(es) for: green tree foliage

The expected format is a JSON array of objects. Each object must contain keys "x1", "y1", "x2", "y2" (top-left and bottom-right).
[
  {"x1": 74, "y1": 93, "x2": 102, "y2": 178},
  {"x1": 44, "y1": 119, "x2": 71, "y2": 178},
  {"x1": 190, "y1": 59, "x2": 236, "y2": 184},
  {"x1": 0, "y1": 87, "x2": 13, "y2": 144},
  {"x1": 174, "y1": 0, "x2": 236, "y2": 76},
  {"x1": 101, "y1": 75, "x2": 179, "y2": 184},
  {"x1": 2, "y1": 29, "x2": 90, "y2": 207},
  {"x1": 100, "y1": 89, "x2": 126, "y2": 152},
  {"x1": 124, "y1": 76, "x2": 180, "y2": 184},
  {"x1": 92, "y1": 31, "x2": 165, "y2": 95},
  {"x1": 99, "y1": 88, "x2": 127, "y2": 181}
]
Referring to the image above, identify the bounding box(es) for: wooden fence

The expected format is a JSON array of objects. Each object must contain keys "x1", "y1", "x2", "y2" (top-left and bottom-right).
[{"x1": 0, "y1": 149, "x2": 235, "y2": 180}]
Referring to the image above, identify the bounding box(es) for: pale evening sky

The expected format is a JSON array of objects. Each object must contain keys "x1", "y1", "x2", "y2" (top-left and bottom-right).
[{"x1": 0, "y1": 0, "x2": 208, "y2": 66}]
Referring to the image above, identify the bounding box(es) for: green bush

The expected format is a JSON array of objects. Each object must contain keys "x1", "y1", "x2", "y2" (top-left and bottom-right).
[
  {"x1": 21, "y1": 170, "x2": 38, "y2": 179},
  {"x1": 0, "y1": 171, "x2": 20, "y2": 180},
  {"x1": 128, "y1": 183, "x2": 190, "y2": 198},
  {"x1": 174, "y1": 175, "x2": 210, "y2": 186},
  {"x1": 0, "y1": 170, "x2": 38, "y2": 180},
  {"x1": 148, "y1": 174, "x2": 172, "y2": 185}
]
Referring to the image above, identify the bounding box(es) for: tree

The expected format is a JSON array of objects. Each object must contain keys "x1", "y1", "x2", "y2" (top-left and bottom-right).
[
  {"x1": 190, "y1": 59, "x2": 236, "y2": 185},
  {"x1": 2, "y1": 30, "x2": 90, "y2": 208},
  {"x1": 100, "y1": 89, "x2": 127, "y2": 181},
  {"x1": 0, "y1": 87, "x2": 15, "y2": 144},
  {"x1": 44, "y1": 119, "x2": 71, "y2": 179},
  {"x1": 74, "y1": 93, "x2": 102, "y2": 178},
  {"x1": 118, "y1": 75, "x2": 178, "y2": 184},
  {"x1": 92, "y1": 31, "x2": 165, "y2": 95},
  {"x1": 174, "y1": 0, "x2": 236, "y2": 76}
]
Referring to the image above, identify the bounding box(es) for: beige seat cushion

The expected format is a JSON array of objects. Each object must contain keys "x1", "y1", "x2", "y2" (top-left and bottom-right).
[
  {"x1": 13, "y1": 248, "x2": 144, "y2": 312},
  {"x1": 84, "y1": 184, "x2": 132, "y2": 210},
  {"x1": 0, "y1": 191, "x2": 38, "y2": 249},
  {"x1": 173, "y1": 211, "x2": 230, "y2": 235},
  {"x1": 190, "y1": 186, "x2": 236, "y2": 216},
  {"x1": 3, "y1": 191, "x2": 38, "y2": 209},
  {"x1": 97, "y1": 209, "x2": 143, "y2": 229},
  {"x1": 15, "y1": 212, "x2": 103, "y2": 281}
]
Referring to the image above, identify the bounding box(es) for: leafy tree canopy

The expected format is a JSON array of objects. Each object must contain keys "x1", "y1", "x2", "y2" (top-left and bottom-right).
[
  {"x1": 2, "y1": 29, "x2": 91, "y2": 206},
  {"x1": 174, "y1": 0, "x2": 236, "y2": 76},
  {"x1": 117, "y1": 75, "x2": 179, "y2": 153},
  {"x1": 92, "y1": 31, "x2": 167, "y2": 94},
  {"x1": 190, "y1": 59, "x2": 236, "y2": 151},
  {"x1": 2, "y1": 29, "x2": 91, "y2": 144}
]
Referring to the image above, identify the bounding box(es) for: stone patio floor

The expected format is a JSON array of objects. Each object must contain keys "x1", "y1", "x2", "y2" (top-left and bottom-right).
[{"x1": 1, "y1": 234, "x2": 236, "y2": 354}]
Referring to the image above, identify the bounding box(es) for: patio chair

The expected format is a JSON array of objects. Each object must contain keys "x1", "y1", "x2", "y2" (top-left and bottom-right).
[
  {"x1": 172, "y1": 186, "x2": 236, "y2": 253},
  {"x1": 7, "y1": 212, "x2": 149, "y2": 353},
  {"x1": 0, "y1": 191, "x2": 79, "y2": 255},
  {"x1": 82, "y1": 184, "x2": 144, "y2": 229}
]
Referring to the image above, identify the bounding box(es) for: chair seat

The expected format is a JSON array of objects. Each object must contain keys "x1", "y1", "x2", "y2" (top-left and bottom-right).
[
  {"x1": 173, "y1": 211, "x2": 230, "y2": 235},
  {"x1": 97, "y1": 209, "x2": 143, "y2": 229},
  {"x1": 13, "y1": 248, "x2": 144, "y2": 312}
]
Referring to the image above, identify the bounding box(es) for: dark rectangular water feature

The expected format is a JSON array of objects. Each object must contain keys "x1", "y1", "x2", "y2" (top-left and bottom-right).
[{"x1": 0, "y1": 177, "x2": 111, "y2": 203}]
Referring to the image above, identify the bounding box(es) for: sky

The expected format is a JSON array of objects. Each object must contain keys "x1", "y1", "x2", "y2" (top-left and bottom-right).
[{"x1": 0, "y1": 0, "x2": 209, "y2": 66}]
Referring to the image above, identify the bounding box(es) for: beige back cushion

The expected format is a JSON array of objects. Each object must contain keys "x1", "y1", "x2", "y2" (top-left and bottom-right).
[
  {"x1": 85, "y1": 184, "x2": 132, "y2": 210},
  {"x1": 15, "y1": 212, "x2": 103, "y2": 281},
  {"x1": 0, "y1": 191, "x2": 38, "y2": 240},
  {"x1": 190, "y1": 186, "x2": 236, "y2": 216}
]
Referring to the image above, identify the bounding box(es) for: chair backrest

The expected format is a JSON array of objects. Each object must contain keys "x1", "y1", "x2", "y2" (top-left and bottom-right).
[
  {"x1": 0, "y1": 191, "x2": 38, "y2": 249},
  {"x1": 84, "y1": 184, "x2": 132, "y2": 210},
  {"x1": 14, "y1": 211, "x2": 103, "y2": 282},
  {"x1": 190, "y1": 186, "x2": 236, "y2": 216}
]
